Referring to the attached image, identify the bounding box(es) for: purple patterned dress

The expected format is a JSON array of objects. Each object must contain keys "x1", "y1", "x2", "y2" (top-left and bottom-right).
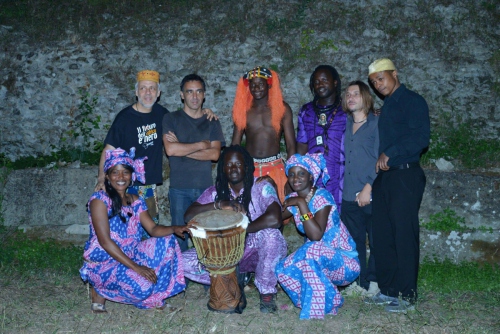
[
  {"x1": 183, "y1": 179, "x2": 287, "y2": 294},
  {"x1": 80, "y1": 191, "x2": 186, "y2": 309},
  {"x1": 297, "y1": 102, "x2": 346, "y2": 212},
  {"x1": 276, "y1": 188, "x2": 360, "y2": 319}
]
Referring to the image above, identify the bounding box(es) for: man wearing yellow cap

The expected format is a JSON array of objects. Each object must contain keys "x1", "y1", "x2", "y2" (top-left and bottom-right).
[
  {"x1": 95, "y1": 70, "x2": 166, "y2": 224},
  {"x1": 96, "y1": 71, "x2": 216, "y2": 225},
  {"x1": 364, "y1": 59, "x2": 430, "y2": 313}
]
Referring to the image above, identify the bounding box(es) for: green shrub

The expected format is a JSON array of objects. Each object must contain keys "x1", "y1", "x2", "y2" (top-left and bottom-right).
[
  {"x1": 422, "y1": 208, "x2": 468, "y2": 233},
  {"x1": 421, "y1": 118, "x2": 500, "y2": 169}
]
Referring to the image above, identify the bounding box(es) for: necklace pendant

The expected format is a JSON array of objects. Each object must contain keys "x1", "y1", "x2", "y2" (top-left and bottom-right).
[{"x1": 318, "y1": 113, "x2": 327, "y2": 126}]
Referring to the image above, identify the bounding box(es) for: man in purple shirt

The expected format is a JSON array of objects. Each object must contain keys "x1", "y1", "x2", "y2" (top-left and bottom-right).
[
  {"x1": 183, "y1": 145, "x2": 287, "y2": 314},
  {"x1": 297, "y1": 65, "x2": 346, "y2": 213}
]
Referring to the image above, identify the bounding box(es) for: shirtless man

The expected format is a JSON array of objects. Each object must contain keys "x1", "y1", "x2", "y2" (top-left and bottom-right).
[{"x1": 231, "y1": 66, "x2": 296, "y2": 202}]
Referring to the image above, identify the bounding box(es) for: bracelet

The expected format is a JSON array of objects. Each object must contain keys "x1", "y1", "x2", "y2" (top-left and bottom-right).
[
  {"x1": 299, "y1": 212, "x2": 313, "y2": 222},
  {"x1": 217, "y1": 200, "x2": 222, "y2": 210},
  {"x1": 213, "y1": 201, "x2": 217, "y2": 210}
]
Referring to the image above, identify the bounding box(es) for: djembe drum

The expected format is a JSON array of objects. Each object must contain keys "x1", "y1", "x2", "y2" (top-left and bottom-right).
[{"x1": 189, "y1": 210, "x2": 249, "y2": 313}]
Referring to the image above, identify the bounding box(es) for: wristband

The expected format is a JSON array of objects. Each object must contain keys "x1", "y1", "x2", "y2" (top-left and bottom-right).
[{"x1": 299, "y1": 212, "x2": 313, "y2": 222}]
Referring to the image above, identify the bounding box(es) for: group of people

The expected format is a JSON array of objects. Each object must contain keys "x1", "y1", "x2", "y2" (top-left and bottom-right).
[{"x1": 80, "y1": 58, "x2": 430, "y2": 319}]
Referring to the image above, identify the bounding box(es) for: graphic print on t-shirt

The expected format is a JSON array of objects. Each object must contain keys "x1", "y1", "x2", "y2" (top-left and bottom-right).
[{"x1": 137, "y1": 123, "x2": 157, "y2": 149}]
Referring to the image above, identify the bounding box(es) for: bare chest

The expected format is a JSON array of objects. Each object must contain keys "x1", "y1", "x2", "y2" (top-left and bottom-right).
[{"x1": 246, "y1": 107, "x2": 273, "y2": 130}]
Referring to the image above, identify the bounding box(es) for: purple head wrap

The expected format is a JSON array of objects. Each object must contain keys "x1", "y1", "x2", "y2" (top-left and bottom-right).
[
  {"x1": 285, "y1": 153, "x2": 329, "y2": 187},
  {"x1": 103, "y1": 147, "x2": 147, "y2": 184}
]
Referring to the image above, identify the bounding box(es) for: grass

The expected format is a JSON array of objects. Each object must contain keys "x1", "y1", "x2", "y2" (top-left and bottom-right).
[
  {"x1": 1, "y1": 225, "x2": 499, "y2": 293},
  {"x1": 0, "y1": 226, "x2": 82, "y2": 276},
  {"x1": 420, "y1": 258, "x2": 500, "y2": 293},
  {"x1": 0, "y1": 227, "x2": 499, "y2": 332}
]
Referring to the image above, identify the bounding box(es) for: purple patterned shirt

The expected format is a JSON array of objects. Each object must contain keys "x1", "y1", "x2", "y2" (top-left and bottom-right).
[
  {"x1": 297, "y1": 101, "x2": 346, "y2": 210},
  {"x1": 196, "y1": 178, "x2": 280, "y2": 221}
]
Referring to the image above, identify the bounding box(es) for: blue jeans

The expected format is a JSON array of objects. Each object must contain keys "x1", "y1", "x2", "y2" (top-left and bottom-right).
[{"x1": 168, "y1": 187, "x2": 205, "y2": 252}]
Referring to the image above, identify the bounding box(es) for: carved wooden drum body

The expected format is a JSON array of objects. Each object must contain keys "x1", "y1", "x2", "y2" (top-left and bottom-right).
[{"x1": 189, "y1": 210, "x2": 248, "y2": 313}]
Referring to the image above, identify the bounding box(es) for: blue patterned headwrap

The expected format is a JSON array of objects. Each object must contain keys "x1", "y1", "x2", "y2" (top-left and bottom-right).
[
  {"x1": 103, "y1": 147, "x2": 148, "y2": 184},
  {"x1": 285, "y1": 153, "x2": 329, "y2": 187}
]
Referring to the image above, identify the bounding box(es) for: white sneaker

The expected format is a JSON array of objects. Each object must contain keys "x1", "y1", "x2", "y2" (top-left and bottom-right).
[
  {"x1": 343, "y1": 281, "x2": 367, "y2": 296},
  {"x1": 366, "y1": 281, "x2": 380, "y2": 297}
]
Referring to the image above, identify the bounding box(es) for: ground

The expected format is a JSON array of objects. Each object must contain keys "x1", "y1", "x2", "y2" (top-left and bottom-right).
[
  {"x1": 1, "y1": 264, "x2": 499, "y2": 333},
  {"x1": 1, "y1": 227, "x2": 497, "y2": 333}
]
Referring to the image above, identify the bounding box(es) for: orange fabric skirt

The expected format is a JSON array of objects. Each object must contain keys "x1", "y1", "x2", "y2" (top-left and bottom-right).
[{"x1": 253, "y1": 158, "x2": 287, "y2": 203}]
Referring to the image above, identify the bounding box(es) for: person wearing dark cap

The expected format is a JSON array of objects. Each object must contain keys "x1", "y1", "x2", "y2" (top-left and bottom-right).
[{"x1": 365, "y1": 58, "x2": 430, "y2": 313}]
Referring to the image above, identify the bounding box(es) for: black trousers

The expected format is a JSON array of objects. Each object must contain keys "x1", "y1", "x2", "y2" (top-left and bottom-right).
[
  {"x1": 372, "y1": 166, "x2": 425, "y2": 302},
  {"x1": 341, "y1": 200, "x2": 376, "y2": 290}
]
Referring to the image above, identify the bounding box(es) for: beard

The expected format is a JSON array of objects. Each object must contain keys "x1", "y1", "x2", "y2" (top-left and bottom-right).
[{"x1": 138, "y1": 96, "x2": 155, "y2": 109}]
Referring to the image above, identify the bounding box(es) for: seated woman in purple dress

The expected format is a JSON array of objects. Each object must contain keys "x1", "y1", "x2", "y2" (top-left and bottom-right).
[
  {"x1": 80, "y1": 147, "x2": 189, "y2": 313},
  {"x1": 276, "y1": 153, "x2": 360, "y2": 319}
]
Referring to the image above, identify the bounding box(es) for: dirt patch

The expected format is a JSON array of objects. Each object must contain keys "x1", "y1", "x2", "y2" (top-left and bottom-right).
[{"x1": 1, "y1": 273, "x2": 499, "y2": 333}]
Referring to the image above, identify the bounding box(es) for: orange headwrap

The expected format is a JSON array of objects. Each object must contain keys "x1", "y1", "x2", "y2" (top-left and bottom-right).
[
  {"x1": 137, "y1": 70, "x2": 160, "y2": 83},
  {"x1": 232, "y1": 69, "x2": 285, "y2": 134}
]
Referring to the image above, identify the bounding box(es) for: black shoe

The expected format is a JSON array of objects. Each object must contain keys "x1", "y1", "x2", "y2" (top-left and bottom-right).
[{"x1": 259, "y1": 293, "x2": 277, "y2": 313}]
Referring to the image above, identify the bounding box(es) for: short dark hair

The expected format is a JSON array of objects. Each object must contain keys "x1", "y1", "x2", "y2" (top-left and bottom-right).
[
  {"x1": 180, "y1": 74, "x2": 206, "y2": 92},
  {"x1": 342, "y1": 80, "x2": 374, "y2": 115},
  {"x1": 309, "y1": 65, "x2": 342, "y2": 106}
]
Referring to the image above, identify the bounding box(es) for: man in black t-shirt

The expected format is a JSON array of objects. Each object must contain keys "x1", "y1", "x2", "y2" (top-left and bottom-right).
[
  {"x1": 96, "y1": 71, "x2": 218, "y2": 227},
  {"x1": 163, "y1": 74, "x2": 225, "y2": 251},
  {"x1": 95, "y1": 70, "x2": 167, "y2": 223}
]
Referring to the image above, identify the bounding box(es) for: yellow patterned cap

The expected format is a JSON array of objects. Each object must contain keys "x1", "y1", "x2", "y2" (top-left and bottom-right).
[
  {"x1": 137, "y1": 70, "x2": 160, "y2": 83},
  {"x1": 368, "y1": 58, "x2": 396, "y2": 75}
]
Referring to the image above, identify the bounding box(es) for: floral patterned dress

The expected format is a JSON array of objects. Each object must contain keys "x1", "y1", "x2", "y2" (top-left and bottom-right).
[
  {"x1": 276, "y1": 188, "x2": 360, "y2": 319},
  {"x1": 80, "y1": 191, "x2": 185, "y2": 309}
]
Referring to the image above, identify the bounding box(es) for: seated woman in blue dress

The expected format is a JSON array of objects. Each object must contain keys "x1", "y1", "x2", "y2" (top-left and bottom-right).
[
  {"x1": 80, "y1": 147, "x2": 189, "y2": 313},
  {"x1": 276, "y1": 153, "x2": 360, "y2": 319}
]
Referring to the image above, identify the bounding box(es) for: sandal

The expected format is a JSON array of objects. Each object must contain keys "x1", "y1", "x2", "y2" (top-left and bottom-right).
[
  {"x1": 91, "y1": 303, "x2": 108, "y2": 313},
  {"x1": 90, "y1": 286, "x2": 107, "y2": 313}
]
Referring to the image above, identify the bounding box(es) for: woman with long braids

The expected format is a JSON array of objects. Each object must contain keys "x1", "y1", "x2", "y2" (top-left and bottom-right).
[
  {"x1": 80, "y1": 147, "x2": 189, "y2": 313},
  {"x1": 276, "y1": 153, "x2": 360, "y2": 319},
  {"x1": 183, "y1": 145, "x2": 287, "y2": 313}
]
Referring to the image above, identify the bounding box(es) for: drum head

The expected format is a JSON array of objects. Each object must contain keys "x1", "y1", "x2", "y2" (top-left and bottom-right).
[{"x1": 191, "y1": 210, "x2": 248, "y2": 231}]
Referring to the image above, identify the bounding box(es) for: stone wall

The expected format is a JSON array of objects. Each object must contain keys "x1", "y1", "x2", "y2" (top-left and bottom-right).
[
  {"x1": 0, "y1": 0, "x2": 499, "y2": 161},
  {"x1": 3, "y1": 166, "x2": 499, "y2": 263}
]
